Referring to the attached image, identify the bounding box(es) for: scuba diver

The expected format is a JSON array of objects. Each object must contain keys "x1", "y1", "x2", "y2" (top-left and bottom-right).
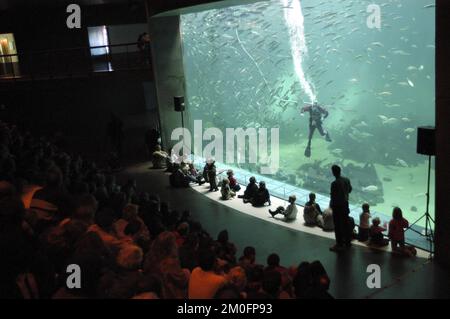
[{"x1": 301, "y1": 102, "x2": 332, "y2": 158}]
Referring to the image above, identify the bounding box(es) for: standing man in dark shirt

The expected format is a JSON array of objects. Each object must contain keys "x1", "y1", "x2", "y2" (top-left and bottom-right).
[{"x1": 329, "y1": 165, "x2": 352, "y2": 252}]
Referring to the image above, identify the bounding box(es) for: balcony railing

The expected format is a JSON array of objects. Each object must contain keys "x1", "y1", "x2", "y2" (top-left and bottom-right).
[{"x1": 0, "y1": 42, "x2": 151, "y2": 81}]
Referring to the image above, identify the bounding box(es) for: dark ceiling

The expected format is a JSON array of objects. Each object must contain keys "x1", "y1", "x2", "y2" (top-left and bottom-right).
[{"x1": 0, "y1": 0, "x2": 140, "y2": 10}]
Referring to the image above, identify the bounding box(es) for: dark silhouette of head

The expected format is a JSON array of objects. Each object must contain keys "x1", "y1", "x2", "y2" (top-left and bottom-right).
[
  {"x1": 46, "y1": 166, "x2": 63, "y2": 188},
  {"x1": 217, "y1": 229, "x2": 229, "y2": 244},
  {"x1": 331, "y1": 165, "x2": 341, "y2": 178},
  {"x1": 198, "y1": 249, "x2": 216, "y2": 272},
  {"x1": 267, "y1": 253, "x2": 280, "y2": 267},
  {"x1": 393, "y1": 207, "x2": 403, "y2": 220},
  {"x1": 243, "y1": 246, "x2": 256, "y2": 260},
  {"x1": 214, "y1": 284, "x2": 241, "y2": 299}
]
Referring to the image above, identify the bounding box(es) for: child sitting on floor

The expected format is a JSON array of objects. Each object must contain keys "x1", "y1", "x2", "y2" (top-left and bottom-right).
[
  {"x1": 269, "y1": 195, "x2": 297, "y2": 221},
  {"x1": 226, "y1": 170, "x2": 241, "y2": 192},
  {"x1": 369, "y1": 217, "x2": 389, "y2": 246},
  {"x1": 358, "y1": 203, "x2": 371, "y2": 242},
  {"x1": 318, "y1": 207, "x2": 334, "y2": 231},
  {"x1": 248, "y1": 181, "x2": 271, "y2": 207},
  {"x1": 238, "y1": 176, "x2": 258, "y2": 201},
  {"x1": 220, "y1": 178, "x2": 236, "y2": 200},
  {"x1": 388, "y1": 207, "x2": 416, "y2": 256},
  {"x1": 303, "y1": 193, "x2": 322, "y2": 226}
]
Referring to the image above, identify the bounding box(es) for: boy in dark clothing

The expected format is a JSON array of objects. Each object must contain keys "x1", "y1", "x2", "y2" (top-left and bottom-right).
[
  {"x1": 249, "y1": 181, "x2": 271, "y2": 207},
  {"x1": 238, "y1": 176, "x2": 258, "y2": 201}
]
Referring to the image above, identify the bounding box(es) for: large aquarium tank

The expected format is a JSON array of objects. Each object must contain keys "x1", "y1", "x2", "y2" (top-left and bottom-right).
[{"x1": 180, "y1": 0, "x2": 435, "y2": 228}]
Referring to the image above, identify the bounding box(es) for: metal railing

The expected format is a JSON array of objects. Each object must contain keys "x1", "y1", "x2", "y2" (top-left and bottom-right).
[{"x1": 0, "y1": 42, "x2": 151, "y2": 80}]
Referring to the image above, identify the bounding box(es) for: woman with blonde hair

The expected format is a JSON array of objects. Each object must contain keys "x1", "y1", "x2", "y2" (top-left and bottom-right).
[{"x1": 143, "y1": 231, "x2": 190, "y2": 298}]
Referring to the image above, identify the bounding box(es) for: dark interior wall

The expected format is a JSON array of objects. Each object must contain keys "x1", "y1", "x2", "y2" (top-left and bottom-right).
[
  {"x1": 0, "y1": 3, "x2": 153, "y2": 162},
  {"x1": 0, "y1": 7, "x2": 88, "y2": 52},
  {"x1": 149, "y1": 15, "x2": 191, "y2": 151},
  {"x1": 0, "y1": 71, "x2": 157, "y2": 161},
  {"x1": 108, "y1": 23, "x2": 148, "y2": 54},
  {"x1": 0, "y1": 4, "x2": 147, "y2": 52},
  {"x1": 435, "y1": 0, "x2": 450, "y2": 267}
]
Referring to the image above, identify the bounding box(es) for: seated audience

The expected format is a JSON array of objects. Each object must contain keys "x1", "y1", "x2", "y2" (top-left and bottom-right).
[
  {"x1": 113, "y1": 203, "x2": 150, "y2": 244},
  {"x1": 247, "y1": 270, "x2": 282, "y2": 299},
  {"x1": 358, "y1": 203, "x2": 371, "y2": 242},
  {"x1": 302, "y1": 193, "x2": 322, "y2": 226},
  {"x1": 220, "y1": 178, "x2": 236, "y2": 200},
  {"x1": 214, "y1": 283, "x2": 241, "y2": 299},
  {"x1": 369, "y1": 217, "x2": 389, "y2": 246},
  {"x1": 238, "y1": 176, "x2": 258, "y2": 201},
  {"x1": 131, "y1": 273, "x2": 162, "y2": 299},
  {"x1": 318, "y1": 207, "x2": 334, "y2": 231},
  {"x1": 226, "y1": 170, "x2": 241, "y2": 192},
  {"x1": 178, "y1": 234, "x2": 199, "y2": 271},
  {"x1": 97, "y1": 244, "x2": 144, "y2": 299},
  {"x1": 238, "y1": 246, "x2": 258, "y2": 271},
  {"x1": 188, "y1": 249, "x2": 226, "y2": 299},
  {"x1": 0, "y1": 120, "x2": 341, "y2": 300},
  {"x1": 269, "y1": 195, "x2": 297, "y2": 221},
  {"x1": 174, "y1": 222, "x2": 189, "y2": 247},
  {"x1": 226, "y1": 266, "x2": 247, "y2": 298},
  {"x1": 29, "y1": 167, "x2": 68, "y2": 230},
  {"x1": 144, "y1": 231, "x2": 190, "y2": 298},
  {"x1": 293, "y1": 261, "x2": 333, "y2": 299},
  {"x1": 265, "y1": 253, "x2": 291, "y2": 294},
  {"x1": 214, "y1": 230, "x2": 237, "y2": 265},
  {"x1": 187, "y1": 163, "x2": 204, "y2": 185},
  {"x1": 169, "y1": 164, "x2": 190, "y2": 188},
  {"x1": 246, "y1": 181, "x2": 271, "y2": 207}
]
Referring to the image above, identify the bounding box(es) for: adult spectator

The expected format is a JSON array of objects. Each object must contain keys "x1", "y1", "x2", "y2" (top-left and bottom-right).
[
  {"x1": 329, "y1": 165, "x2": 352, "y2": 252},
  {"x1": 144, "y1": 231, "x2": 190, "y2": 298},
  {"x1": 30, "y1": 167, "x2": 68, "y2": 230},
  {"x1": 188, "y1": 249, "x2": 226, "y2": 299},
  {"x1": 214, "y1": 230, "x2": 237, "y2": 265},
  {"x1": 238, "y1": 246, "x2": 257, "y2": 271}
]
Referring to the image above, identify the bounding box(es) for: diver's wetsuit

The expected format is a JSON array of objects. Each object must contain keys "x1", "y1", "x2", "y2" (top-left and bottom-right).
[{"x1": 301, "y1": 103, "x2": 332, "y2": 157}]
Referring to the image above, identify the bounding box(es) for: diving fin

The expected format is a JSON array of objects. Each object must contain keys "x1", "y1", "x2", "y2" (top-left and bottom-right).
[{"x1": 304, "y1": 145, "x2": 311, "y2": 158}]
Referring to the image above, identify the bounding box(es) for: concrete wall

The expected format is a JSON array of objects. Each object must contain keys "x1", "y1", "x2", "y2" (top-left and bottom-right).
[
  {"x1": 148, "y1": 14, "x2": 192, "y2": 151},
  {"x1": 435, "y1": 0, "x2": 450, "y2": 267}
]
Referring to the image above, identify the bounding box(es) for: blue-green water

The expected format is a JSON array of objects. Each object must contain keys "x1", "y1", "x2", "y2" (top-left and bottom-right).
[{"x1": 180, "y1": 0, "x2": 435, "y2": 226}]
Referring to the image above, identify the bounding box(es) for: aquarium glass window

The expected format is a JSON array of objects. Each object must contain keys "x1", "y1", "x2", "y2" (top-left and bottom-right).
[{"x1": 180, "y1": 0, "x2": 435, "y2": 227}]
